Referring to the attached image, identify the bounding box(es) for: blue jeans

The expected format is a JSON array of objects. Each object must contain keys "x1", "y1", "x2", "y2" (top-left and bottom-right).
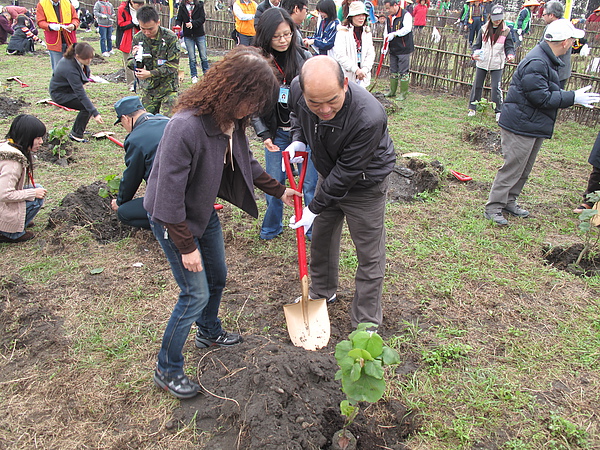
[
  {"x1": 0, "y1": 184, "x2": 44, "y2": 240},
  {"x1": 99, "y1": 26, "x2": 113, "y2": 53},
  {"x1": 261, "y1": 128, "x2": 317, "y2": 239},
  {"x1": 184, "y1": 35, "x2": 209, "y2": 77},
  {"x1": 149, "y1": 210, "x2": 227, "y2": 376},
  {"x1": 49, "y1": 49, "x2": 64, "y2": 72}
]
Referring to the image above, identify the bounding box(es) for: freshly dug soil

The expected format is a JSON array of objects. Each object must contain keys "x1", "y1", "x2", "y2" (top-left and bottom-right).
[
  {"x1": 0, "y1": 95, "x2": 30, "y2": 119},
  {"x1": 47, "y1": 181, "x2": 134, "y2": 243},
  {"x1": 463, "y1": 125, "x2": 501, "y2": 154},
  {"x1": 388, "y1": 158, "x2": 442, "y2": 202},
  {"x1": 543, "y1": 243, "x2": 600, "y2": 276}
]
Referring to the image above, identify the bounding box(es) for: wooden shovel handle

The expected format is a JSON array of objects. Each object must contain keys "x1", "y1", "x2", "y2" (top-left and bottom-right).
[{"x1": 282, "y1": 150, "x2": 309, "y2": 288}]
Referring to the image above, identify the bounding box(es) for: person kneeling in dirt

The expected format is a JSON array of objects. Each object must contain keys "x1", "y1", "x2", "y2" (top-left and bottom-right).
[
  {"x1": 287, "y1": 55, "x2": 396, "y2": 328},
  {"x1": 0, "y1": 115, "x2": 47, "y2": 244},
  {"x1": 111, "y1": 96, "x2": 169, "y2": 229},
  {"x1": 144, "y1": 46, "x2": 300, "y2": 399},
  {"x1": 484, "y1": 19, "x2": 600, "y2": 226}
]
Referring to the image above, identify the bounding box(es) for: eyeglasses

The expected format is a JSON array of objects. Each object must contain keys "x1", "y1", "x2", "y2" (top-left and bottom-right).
[{"x1": 272, "y1": 31, "x2": 293, "y2": 41}]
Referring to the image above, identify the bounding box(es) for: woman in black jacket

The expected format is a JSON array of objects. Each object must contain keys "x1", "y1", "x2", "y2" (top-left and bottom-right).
[
  {"x1": 49, "y1": 43, "x2": 104, "y2": 142},
  {"x1": 251, "y1": 7, "x2": 317, "y2": 240},
  {"x1": 176, "y1": 0, "x2": 209, "y2": 84}
]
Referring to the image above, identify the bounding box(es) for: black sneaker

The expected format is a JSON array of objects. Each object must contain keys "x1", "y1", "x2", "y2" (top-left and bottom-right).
[
  {"x1": 153, "y1": 369, "x2": 200, "y2": 399},
  {"x1": 69, "y1": 133, "x2": 89, "y2": 143},
  {"x1": 195, "y1": 330, "x2": 243, "y2": 348}
]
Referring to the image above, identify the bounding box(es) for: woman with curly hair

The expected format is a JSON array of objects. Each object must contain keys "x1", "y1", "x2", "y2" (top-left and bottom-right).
[
  {"x1": 252, "y1": 8, "x2": 317, "y2": 240},
  {"x1": 143, "y1": 46, "x2": 300, "y2": 399},
  {"x1": 0, "y1": 115, "x2": 47, "y2": 244}
]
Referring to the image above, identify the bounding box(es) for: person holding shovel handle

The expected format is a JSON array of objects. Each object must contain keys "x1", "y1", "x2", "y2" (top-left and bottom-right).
[{"x1": 144, "y1": 46, "x2": 300, "y2": 399}]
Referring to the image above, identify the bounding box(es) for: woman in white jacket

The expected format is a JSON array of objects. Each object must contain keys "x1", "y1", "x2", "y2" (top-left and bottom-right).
[
  {"x1": 467, "y1": 5, "x2": 515, "y2": 121},
  {"x1": 332, "y1": 1, "x2": 375, "y2": 88}
]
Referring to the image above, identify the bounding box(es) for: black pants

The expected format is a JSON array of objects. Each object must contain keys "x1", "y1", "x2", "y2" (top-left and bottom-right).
[
  {"x1": 117, "y1": 197, "x2": 150, "y2": 229},
  {"x1": 60, "y1": 98, "x2": 92, "y2": 138},
  {"x1": 583, "y1": 166, "x2": 600, "y2": 204}
]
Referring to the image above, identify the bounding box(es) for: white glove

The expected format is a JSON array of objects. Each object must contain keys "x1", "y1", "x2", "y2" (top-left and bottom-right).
[
  {"x1": 516, "y1": 28, "x2": 522, "y2": 36},
  {"x1": 574, "y1": 85, "x2": 600, "y2": 108},
  {"x1": 289, "y1": 206, "x2": 318, "y2": 234},
  {"x1": 580, "y1": 44, "x2": 590, "y2": 57},
  {"x1": 386, "y1": 32, "x2": 396, "y2": 42},
  {"x1": 282, "y1": 141, "x2": 306, "y2": 171},
  {"x1": 49, "y1": 23, "x2": 61, "y2": 31}
]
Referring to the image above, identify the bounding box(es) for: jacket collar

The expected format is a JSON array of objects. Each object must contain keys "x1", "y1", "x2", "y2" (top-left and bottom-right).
[
  {"x1": 539, "y1": 41, "x2": 565, "y2": 67},
  {"x1": 0, "y1": 142, "x2": 29, "y2": 167}
]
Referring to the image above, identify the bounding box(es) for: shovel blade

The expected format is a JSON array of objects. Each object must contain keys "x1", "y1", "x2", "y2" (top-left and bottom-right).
[{"x1": 284, "y1": 297, "x2": 330, "y2": 351}]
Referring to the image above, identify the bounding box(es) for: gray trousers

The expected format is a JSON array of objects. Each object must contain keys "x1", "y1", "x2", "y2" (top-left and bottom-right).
[
  {"x1": 486, "y1": 128, "x2": 545, "y2": 213},
  {"x1": 309, "y1": 176, "x2": 388, "y2": 327}
]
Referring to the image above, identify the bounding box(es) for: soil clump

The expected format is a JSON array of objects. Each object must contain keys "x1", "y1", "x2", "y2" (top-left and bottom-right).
[
  {"x1": 388, "y1": 158, "x2": 442, "y2": 202},
  {"x1": 543, "y1": 243, "x2": 600, "y2": 276},
  {"x1": 0, "y1": 95, "x2": 30, "y2": 118},
  {"x1": 463, "y1": 126, "x2": 501, "y2": 153}
]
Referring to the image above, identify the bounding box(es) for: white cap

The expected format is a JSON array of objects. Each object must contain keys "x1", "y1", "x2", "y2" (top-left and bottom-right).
[{"x1": 544, "y1": 18, "x2": 585, "y2": 41}]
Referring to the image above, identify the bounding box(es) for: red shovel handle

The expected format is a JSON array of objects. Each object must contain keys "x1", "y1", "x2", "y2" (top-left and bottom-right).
[
  {"x1": 283, "y1": 150, "x2": 309, "y2": 281},
  {"x1": 107, "y1": 135, "x2": 124, "y2": 148}
]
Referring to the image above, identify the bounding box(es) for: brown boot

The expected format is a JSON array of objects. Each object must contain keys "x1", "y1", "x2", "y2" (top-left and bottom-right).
[{"x1": 0, "y1": 231, "x2": 35, "y2": 244}]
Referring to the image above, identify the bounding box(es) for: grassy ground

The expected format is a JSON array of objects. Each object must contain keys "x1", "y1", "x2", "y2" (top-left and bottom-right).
[{"x1": 0, "y1": 36, "x2": 599, "y2": 449}]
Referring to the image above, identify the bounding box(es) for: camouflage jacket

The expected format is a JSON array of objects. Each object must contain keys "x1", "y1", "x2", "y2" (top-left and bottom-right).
[{"x1": 128, "y1": 26, "x2": 180, "y2": 93}]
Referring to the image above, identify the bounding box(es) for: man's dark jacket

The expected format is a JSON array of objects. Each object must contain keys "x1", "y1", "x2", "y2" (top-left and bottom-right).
[
  {"x1": 254, "y1": 0, "x2": 272, "y2": 26},
  {"x1": 176, "y1": 0, "x2": 206, "y2": 37},
  {"x1": 117, "y1": 113, "x2": 169, "y2": 206},
  {"x1": 499, "y1": 41, "x2": 575, "y2": 139},
  {"x1": 289, "y1": 79, "x2": 396, "y2": 215}
]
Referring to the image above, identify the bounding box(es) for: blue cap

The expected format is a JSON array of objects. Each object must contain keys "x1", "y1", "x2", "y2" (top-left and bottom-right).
[{"x1": 113, "y1": 96, "x2": 144, "y2": 125}]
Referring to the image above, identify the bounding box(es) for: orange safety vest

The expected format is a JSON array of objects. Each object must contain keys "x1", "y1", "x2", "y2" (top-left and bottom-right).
[{"x1": 234, "y1": 0, "x2": 256, "y2": 37}]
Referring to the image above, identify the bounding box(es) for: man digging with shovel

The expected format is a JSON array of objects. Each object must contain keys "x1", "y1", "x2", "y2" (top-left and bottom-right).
[{"x1": 287, "y1": 56, "x2": 396, "y2": 329}]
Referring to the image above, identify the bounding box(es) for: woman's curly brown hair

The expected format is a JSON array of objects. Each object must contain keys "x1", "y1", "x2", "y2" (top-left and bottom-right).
[{"x1": 175, "y1": 46, "x2": 279, "y2": 131}]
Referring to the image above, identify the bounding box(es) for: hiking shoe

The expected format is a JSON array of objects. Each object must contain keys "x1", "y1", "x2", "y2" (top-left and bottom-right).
[
  {"x1": 467, "y1": 110, "x2": 476, "y2": 117},
  {"x1": 309, "y1": 293, "x2": 337, "y2": 303},
  {"x1": 195, "y1": 330, "x2": 243, "y2": 348},
  {"x1": 0, "y1": 231, "x2": 34, "y2": 243},
  {"x1": 484, "y1": 211, "x2": 508, "y2": 226},
  {"x1": 153, "y1": 369, "x2": 201, "y2": 399},
  {"x1": 69, "y1": 133, "x2": 88, "y2": 143},
  {"x1": 503, "y1": 204, "x2": 529, "y2": 218}
]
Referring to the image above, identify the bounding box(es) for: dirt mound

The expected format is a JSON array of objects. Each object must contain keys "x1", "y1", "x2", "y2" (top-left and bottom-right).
[
  {"x1": 174, "y1": 336, "x2": 416, "y2": 449},
  {"x1": 47, "y1": 181, "x2": 134, "y2": 243},
  {"x1": 463, "y1": 126, "x2": 501, "y2": 153},
  {"x1": 0, "y1": 95, "x2": 30, "y2": 119},
  {"x1": 388, "y1": 158, "x2": 442, "y2": 202},
  {"x1": 543, "y1": 243, "x2": 600, "y2": 276},
  {"x1": 98, "y1": 68, "x2": 126, "y2": 83},
  {"x1": 371, "y1": 92, "x2": 399, "y2": 114}
]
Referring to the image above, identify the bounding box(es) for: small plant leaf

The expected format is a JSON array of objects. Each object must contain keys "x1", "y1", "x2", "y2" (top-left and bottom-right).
[
  {"x1": 350, "y1": 362, "x2": 362, "y2": 382},
  {"x1": 90, "y1": 267, "x2": 105, "y2": 275},
  {"x1": 342, "y1": 373, "x2": 386, "y2": 403},
  {"x1": 98, "y1": 188, "x2": 109, "y2": 198},
  {"x1": 364, "y1": 359, "x2": 384, "y2": 379},
  {"x1": 381, "y1": 346, "x2": 401, "y2": 365},
  {"x1": 351, "y1": 331, "x2": 383, "y2": 358},
  {"x1": 348, "y1": 348, "x2": 373, "y2": 361}
]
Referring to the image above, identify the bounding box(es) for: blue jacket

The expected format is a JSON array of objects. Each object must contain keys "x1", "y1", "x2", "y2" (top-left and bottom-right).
[
  {"x1": 117, "y1": 113, "x2": 169, "y2": 206},
  {"x1": 310, "y1": 17, "x2": 339, "y2": 54},
  {"x1": 499, "y1": 42, "x2": 575, "y2": 139}
]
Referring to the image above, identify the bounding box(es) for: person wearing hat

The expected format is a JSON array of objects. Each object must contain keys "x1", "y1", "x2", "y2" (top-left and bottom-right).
[
  {"x1": 514, "y1": 0, "x2": 540, "y2": 48},
  {"x1": 412, "y1": 0, "x2": 429, "y2": 32},
  {"x1": 468, "y1": 4, "x2": 514, "y2": 121},
  {"x1": 540, "y1": 1, "x2": 571, "y2": 88},
  {"x1": 111, "y1": 96, "x2": 169, "y2": 229},
  {"x1": 383, "y1": 0, "x2": 414, "y2": 99},
  {"x1": 461, "y1": 0, "x2": 485, "y2": 47},
  {"x1": 586, "y1": 6, "x2": 600, "y2": 25},
  {"x1": 332, "y1": 0, "x2": 375, "y2": 88},
  {"x1": 484, "y1": 19, "x2": 600, "y2": 226},
  {"x1": 116, "y1": 0, "x2": 144, "y2": 91}
]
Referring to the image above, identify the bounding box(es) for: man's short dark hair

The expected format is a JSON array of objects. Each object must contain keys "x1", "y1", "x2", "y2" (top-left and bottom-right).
[
  {"x1": 544, "y1": 1, "x2": 564, "y2": 18},
  {"x1": 299, "y1": 59, "x2": 344, "y2": 91},
  {"x1": 384, "y1": 0, "x2": 398, "y2": 5},
  {"x1": 137, "y1": 5, "x2": 159, "y2": 23},
  {"x1": 280, "y1": 0, "x2": 308, "y2": 15}
]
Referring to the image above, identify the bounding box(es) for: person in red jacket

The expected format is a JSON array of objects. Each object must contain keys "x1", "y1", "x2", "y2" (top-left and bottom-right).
[
  {"x1": 412, "y1": 0, "x2": 429, "y2": 31},
  {"x1": 36, "y1": 0, "x2": 79, "y2": 71},
  {"x1": 116, "y1": 0, "x2": 145, "y2": 91}
]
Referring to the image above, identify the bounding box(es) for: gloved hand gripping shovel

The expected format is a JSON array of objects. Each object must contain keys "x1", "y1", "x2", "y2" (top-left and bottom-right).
[{"x1": 282, "y1": 150, "x2": 330, "y2": 351}]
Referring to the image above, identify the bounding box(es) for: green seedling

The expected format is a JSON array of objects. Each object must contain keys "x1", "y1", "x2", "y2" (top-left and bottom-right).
[
  {"x1": 48, "y1": 126, "x2": 69, "y2": 157},
  {"x1": 98, "y1": 174, "x2": 121, "y2": 198},
  {"x1": 334, "y1": 323, "x2": 400, "y2": 428},
  {"x1": 576, "y1": 190, "x2": 600, "y2": 265},
  {"x1": 470, "y1": 98, "x2": 496, "y2": 120},
  {"x1": 422, "y1": 342, "x2": 471, "y2": 375}
]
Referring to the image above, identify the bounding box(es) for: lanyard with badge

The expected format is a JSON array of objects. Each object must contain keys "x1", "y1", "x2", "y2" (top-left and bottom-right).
[
  {"x1": 274, "y1": 59, "x2": 289, "y2": 106},
  {"x1": 354, "y1": 27, "x2": 362, "y2": 66}
]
